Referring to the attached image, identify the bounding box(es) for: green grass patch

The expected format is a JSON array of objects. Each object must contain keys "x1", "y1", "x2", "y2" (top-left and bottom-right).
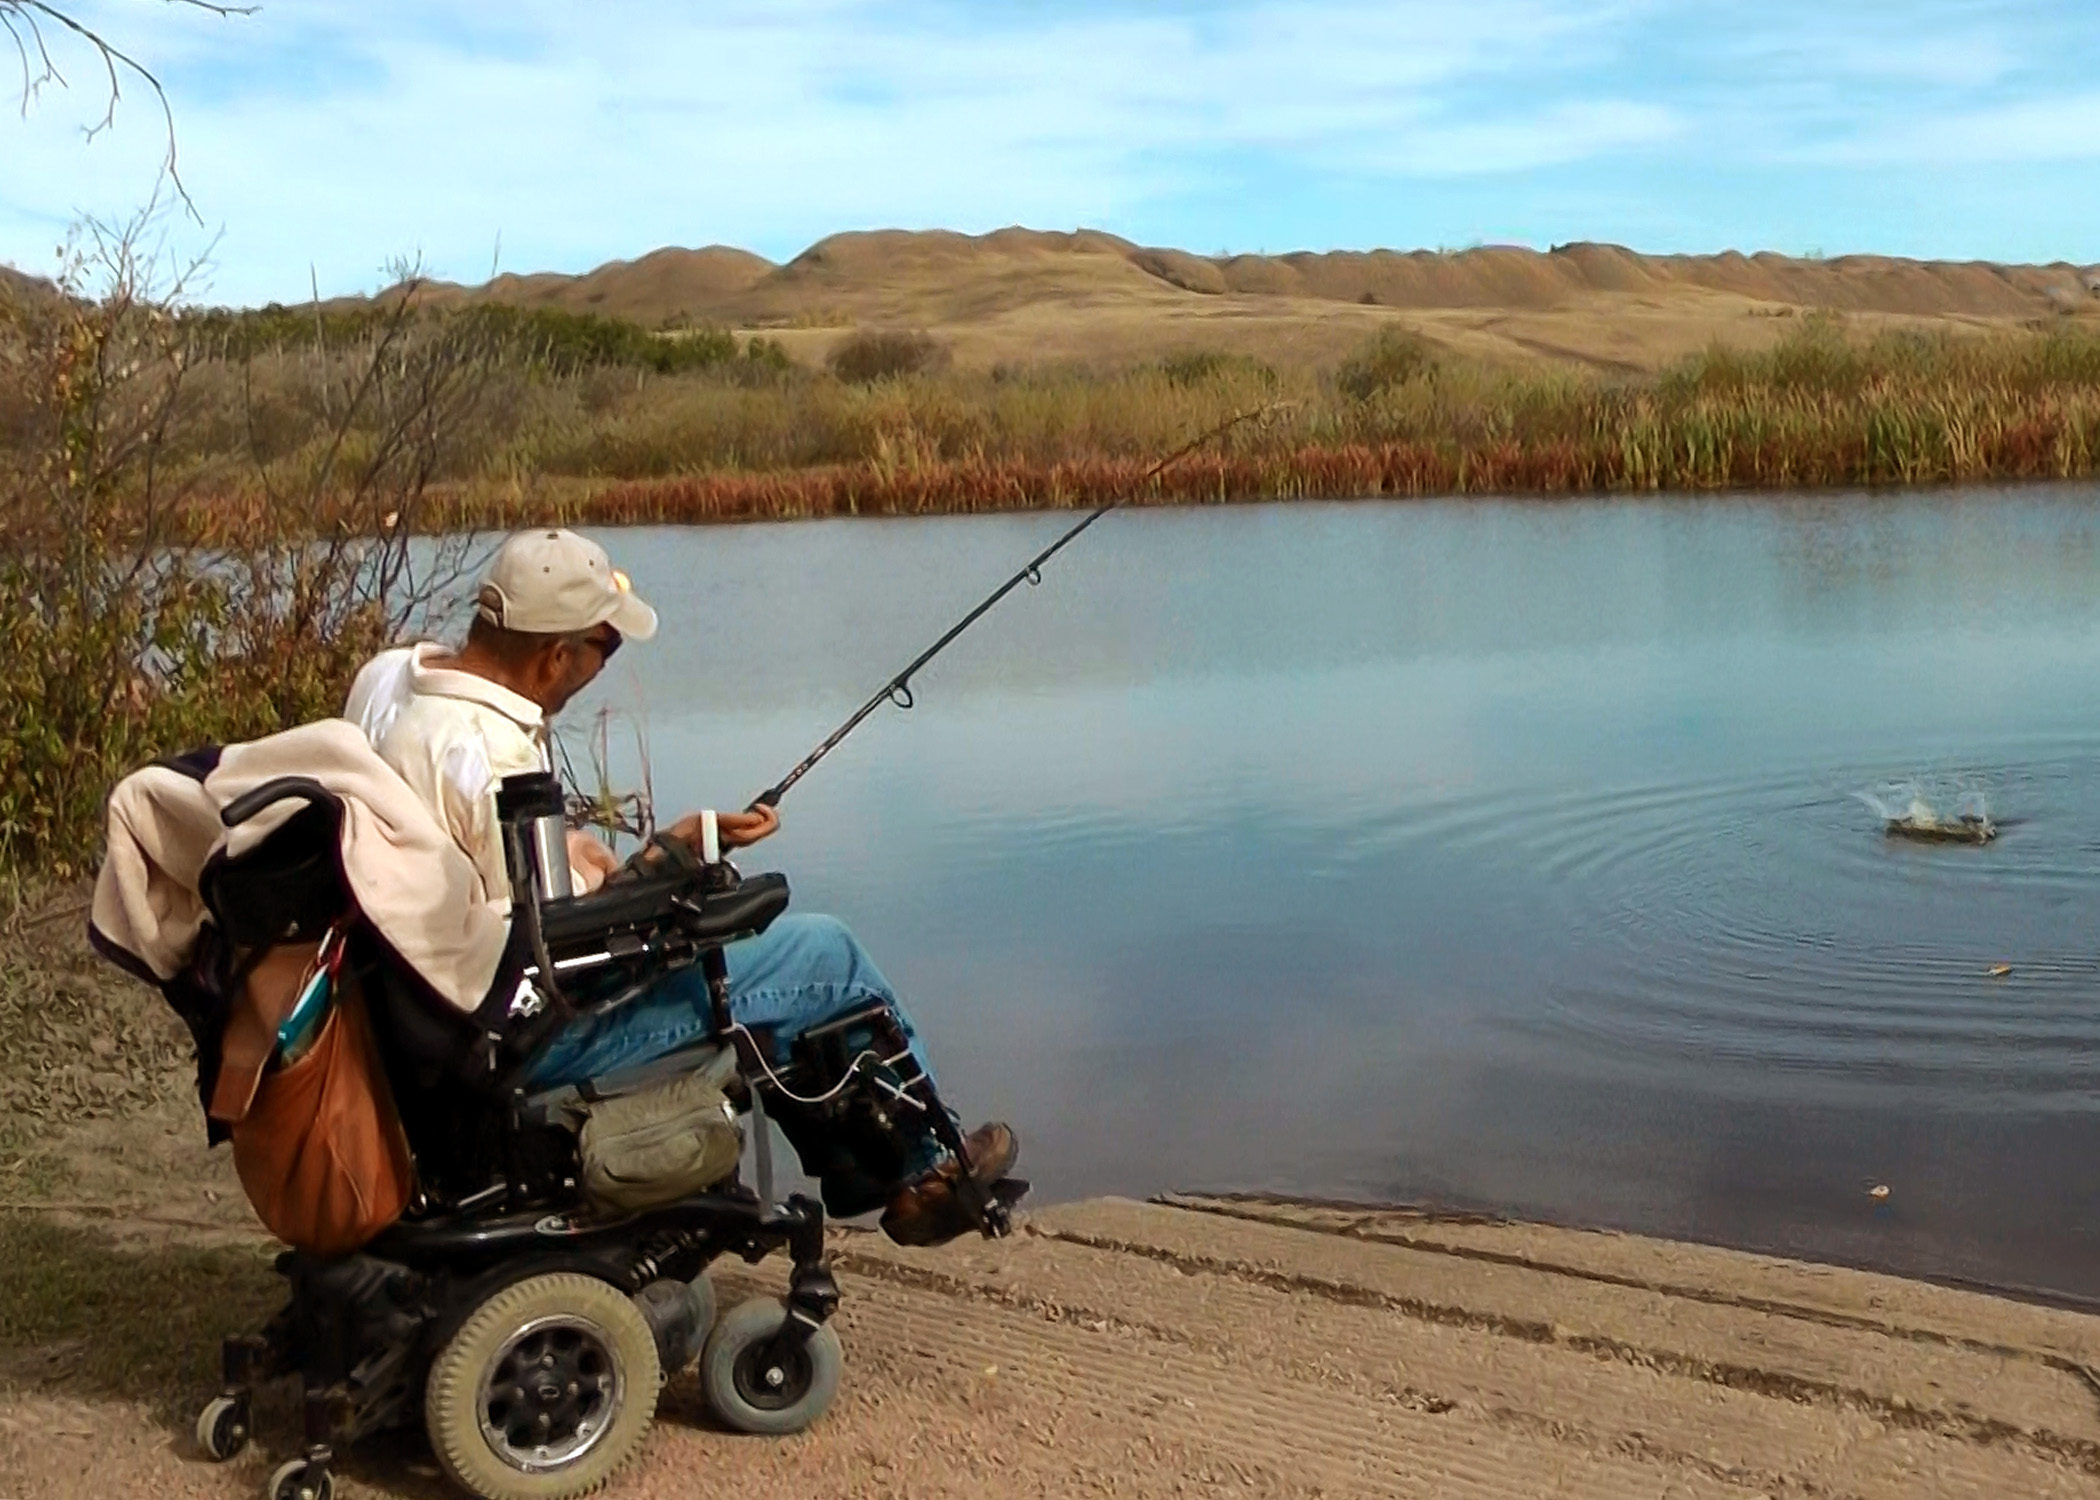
[
  {"x1": 0, "y1": 1214, "x2": 278, "y2": 1413},
  {"x1": 0, "y1": 888, "x2": 191, "y2": 1137}
]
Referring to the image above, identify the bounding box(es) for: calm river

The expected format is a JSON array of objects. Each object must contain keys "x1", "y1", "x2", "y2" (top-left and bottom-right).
[{"x1": 563, "y1": 487, "x2": 2100, "y2": 1300}]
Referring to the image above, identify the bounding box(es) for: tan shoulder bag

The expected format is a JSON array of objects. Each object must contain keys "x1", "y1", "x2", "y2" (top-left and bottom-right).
[{"x1": 213, "y1": 940, "x2": 414, "y2": 1258}]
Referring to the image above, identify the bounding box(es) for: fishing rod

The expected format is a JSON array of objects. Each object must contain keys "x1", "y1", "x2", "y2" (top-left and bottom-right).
[{"x1": 749, "y1": 402, "x2": 1286, "y2": 810}]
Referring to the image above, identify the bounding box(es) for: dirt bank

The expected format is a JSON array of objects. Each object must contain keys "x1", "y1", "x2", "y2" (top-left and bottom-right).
[{"x1": 6, "y1": 1186, "x2": 2099, "y2": 1499}]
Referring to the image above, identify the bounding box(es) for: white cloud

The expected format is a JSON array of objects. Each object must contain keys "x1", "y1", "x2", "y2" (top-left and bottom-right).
[
  {"x1": 0, "y1": 0, "x2": 1663, "y2": 297},
  {"x1": 1801, "y1": 92, "x2": 2100, "y2": 166},
  {"x1": 1, "y1": 0, "x2": 2095, "y2": 296}
]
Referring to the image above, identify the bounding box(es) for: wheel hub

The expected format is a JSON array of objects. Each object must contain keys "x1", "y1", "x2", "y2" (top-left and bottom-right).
[
  {"x1": 476, "y1": 1314, "x2": 625, "y2": 1473},
  {"x1": 733, "y1": 1341, "x2": 812, "y2": 1412}
]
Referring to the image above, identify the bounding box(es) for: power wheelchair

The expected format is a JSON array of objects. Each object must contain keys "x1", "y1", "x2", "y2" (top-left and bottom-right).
[{"x1": 175, "y1": 769, "x2": 1022, "y2": 1500}]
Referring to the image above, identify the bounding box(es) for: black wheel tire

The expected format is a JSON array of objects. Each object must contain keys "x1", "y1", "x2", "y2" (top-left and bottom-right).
[
  {"x1": 195, "y1": 1394, "x2": 250, "y2": 1462},
  {"x1": 699, "y1": 1297, "x2": 842, "y2": 1437},
  {"x1": 266, "y1": 1458, "x2": 336, "y2": 1500},
  {"x1": 688, "y1": 1274, "x2": 718, "y2": 1355},
  {"x1": 424, "y1": 1272, "x2": 661, "y2": 1500},
  {"x1": 633, "y1": 1274, "x2": 715, "y2": 1375}
]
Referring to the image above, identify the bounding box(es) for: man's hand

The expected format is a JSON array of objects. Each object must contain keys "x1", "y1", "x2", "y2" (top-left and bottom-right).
[
  {"x1": 566, "y1": 829, "x2": 621, "y2": 893},
  {"x1": 720, "y1": 805, "x2": 780, "y2": 848},
  {"x1": 667, "y1": 805, "x2": 781, "y2": 852}
]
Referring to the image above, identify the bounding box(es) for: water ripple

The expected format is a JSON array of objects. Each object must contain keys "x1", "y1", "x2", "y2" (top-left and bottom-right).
[{"x1": 1336, "y1": 745, "x2": 2100, "y2": 1102}]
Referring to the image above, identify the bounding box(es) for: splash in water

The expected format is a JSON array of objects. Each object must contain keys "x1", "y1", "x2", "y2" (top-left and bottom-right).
[{"x1": 1855, "y1": 780, "x2": 1996, "y2": 844}]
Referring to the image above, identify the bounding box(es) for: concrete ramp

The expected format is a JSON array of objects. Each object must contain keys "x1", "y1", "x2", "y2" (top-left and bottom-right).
[{"x1": 804, "y1": 1194, "x2": 2100, "y2": 1499}]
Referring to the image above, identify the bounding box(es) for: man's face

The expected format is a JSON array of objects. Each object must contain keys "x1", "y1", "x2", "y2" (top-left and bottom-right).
[{"x1": 528, "y1": 626, "x2": 621, "y2": 716}]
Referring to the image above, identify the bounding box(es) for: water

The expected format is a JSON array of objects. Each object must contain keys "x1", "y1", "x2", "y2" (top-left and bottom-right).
[{"x1": 559, "y1": 486, "x2": 2100, "y2": 1300}]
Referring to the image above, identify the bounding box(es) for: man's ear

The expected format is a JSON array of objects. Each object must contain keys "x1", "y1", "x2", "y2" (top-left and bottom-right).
[{"x1": 528, "y1": 640, "x2": 571, "y2": 700}]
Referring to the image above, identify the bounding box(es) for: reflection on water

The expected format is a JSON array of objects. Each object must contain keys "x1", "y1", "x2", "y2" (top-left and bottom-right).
[{"x1": 556, "y1": 486, "x2": 2100, "y2": 1298}]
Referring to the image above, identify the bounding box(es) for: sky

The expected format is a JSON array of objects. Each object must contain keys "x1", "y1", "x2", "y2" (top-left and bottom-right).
[{"x1": 2, "y1": 0, "x2": 2097, "y2": 306}]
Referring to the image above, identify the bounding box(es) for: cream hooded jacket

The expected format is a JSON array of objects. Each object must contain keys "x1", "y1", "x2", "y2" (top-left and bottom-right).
[{"x1": 91, "y1": 718, "x2": 515, "y2": 1017}]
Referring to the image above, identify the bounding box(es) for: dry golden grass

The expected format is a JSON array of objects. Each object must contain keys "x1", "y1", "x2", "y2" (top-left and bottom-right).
[
  {"x1": 349, "y1": 319, "x2": 2096, "y2": 541},
  {"x1": 57, "y1": 312, "x2": 2100, "y2": 544}
]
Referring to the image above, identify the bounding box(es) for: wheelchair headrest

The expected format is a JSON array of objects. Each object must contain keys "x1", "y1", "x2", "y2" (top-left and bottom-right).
[{"x1": 200, "y1": 778, "x2": 352, "y2": 948}]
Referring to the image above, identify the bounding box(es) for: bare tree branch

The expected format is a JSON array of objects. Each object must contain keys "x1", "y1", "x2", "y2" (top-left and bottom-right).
[{"x1": 4, "y1": 1, "x2": 256, "y2": 219}]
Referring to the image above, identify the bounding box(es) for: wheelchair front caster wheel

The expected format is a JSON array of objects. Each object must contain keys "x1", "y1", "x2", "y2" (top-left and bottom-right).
[
  {"x1": 195, "y1": 1393, "x2": 250, "y2": 1461},
  {"x1": 266, "y1": 1457, "x2": 335, "y2": 1500},
  {"x1": 700, "y1": 1297, "x2": 842, "y2": 1436}
]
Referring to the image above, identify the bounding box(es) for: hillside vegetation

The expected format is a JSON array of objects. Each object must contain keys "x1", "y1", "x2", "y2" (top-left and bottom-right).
[{"x1": 315, "y1": 228, "x2": 2100, "y2": 375}]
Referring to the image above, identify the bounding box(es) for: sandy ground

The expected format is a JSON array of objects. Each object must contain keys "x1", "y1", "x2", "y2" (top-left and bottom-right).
[{"x1": 7, "y1": 1180, "x2": 2100, "y2": 1500}]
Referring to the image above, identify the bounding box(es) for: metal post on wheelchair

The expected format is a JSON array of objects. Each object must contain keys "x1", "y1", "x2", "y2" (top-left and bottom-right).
[
  {"x1": 495, "y1": 771, "x2": 572, "y2": 1019},
  {"x1": 680, "y1": 830, "x2": 784, "y2": 1211}
]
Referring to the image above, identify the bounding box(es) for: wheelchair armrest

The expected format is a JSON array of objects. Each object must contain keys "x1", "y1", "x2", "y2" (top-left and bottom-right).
[
  {"x1": 677, "y1": 873, "x2": 792, "y2": 945},
  {"x1": 536, "y1": 869, "x2": 791, "y2": 952}
]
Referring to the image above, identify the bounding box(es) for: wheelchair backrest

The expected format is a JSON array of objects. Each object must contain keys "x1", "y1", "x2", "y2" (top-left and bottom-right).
[{"x1": 198, "y1": 779, "x2": 353, "y2": 950}]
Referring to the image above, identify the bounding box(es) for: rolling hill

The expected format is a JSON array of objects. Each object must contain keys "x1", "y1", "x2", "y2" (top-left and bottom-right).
[
  {"x1": 11, "y1": 229, "x2": 2099, "y2": 372},
  {"x1": 337, "y1": 228, "x2": 2100, "y2": 372}
]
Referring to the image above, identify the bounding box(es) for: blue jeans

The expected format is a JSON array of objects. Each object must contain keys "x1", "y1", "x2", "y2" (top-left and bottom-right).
[{"x1": 524, "y1": 914, "x2": 947, "y2": 1195}]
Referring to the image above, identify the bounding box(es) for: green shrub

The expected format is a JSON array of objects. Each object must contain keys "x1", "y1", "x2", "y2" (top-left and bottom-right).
[
  {"x1": 740, "y1": 335, "x2": 794, "y2": 374},
  {"x1": 180, "y1": 301, "x2": 748, "y2": 378},
  {"x1": 462, "y1": 305, "x2": 738, "y2": 375},
  {"x1": 1159, "y1": 350, "x2": 1276, "y2": 389},
  {"x1": 1336, "y1": 325, "x2": 1438, "y2": 400},
  {"x1": 826, "y1": 329, "x2": 951, "y2": 384}
]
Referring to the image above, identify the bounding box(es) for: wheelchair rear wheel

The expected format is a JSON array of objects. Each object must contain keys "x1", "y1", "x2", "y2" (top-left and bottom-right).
[{"x1": 424, "y1": 1272, "x2": 662, "y2": 1500}]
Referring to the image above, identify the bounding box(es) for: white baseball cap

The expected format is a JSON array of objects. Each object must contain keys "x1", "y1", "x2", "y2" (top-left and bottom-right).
[{"x1": 476, "y1": 529, "x2": 659, "y2": 641}]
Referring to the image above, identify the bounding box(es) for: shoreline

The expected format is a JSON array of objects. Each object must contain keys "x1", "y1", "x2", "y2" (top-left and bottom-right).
[
  {"x1": 1172, "y1": 1189, "x2": 2100, "y2": 1322},
  {"x1": 418, "y1": 430, "x2": 2100, "y2": 535}
]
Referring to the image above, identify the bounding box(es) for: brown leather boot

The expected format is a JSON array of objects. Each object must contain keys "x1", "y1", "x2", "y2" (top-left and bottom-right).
[{"x1": 880, "y1": 1122, "x2": 1019, "y2": 1247}]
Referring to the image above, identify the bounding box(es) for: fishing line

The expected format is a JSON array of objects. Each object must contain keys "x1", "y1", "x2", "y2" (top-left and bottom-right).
[{"x1": 749, "y1": 402, "x2": 1288, "y2": 809}]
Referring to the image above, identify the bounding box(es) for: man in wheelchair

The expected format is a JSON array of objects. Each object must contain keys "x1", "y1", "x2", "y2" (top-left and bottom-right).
[
  {"x1": 89, "y1": 527, "x2": 1026, "y2": 1500},
  {"x1": 347, "y1": 527, "x2": 1017, "y2": 1246}
]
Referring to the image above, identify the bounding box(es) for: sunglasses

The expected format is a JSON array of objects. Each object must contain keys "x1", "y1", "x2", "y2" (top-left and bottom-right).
[{"x1": 580, "y1": 626, "x2": 623, "y2": 662}]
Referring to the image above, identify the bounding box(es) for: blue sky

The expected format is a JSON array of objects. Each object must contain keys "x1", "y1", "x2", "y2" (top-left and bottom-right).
[{"x1": 3, "y1": 0, "x2": 2097, "y2": 305}]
